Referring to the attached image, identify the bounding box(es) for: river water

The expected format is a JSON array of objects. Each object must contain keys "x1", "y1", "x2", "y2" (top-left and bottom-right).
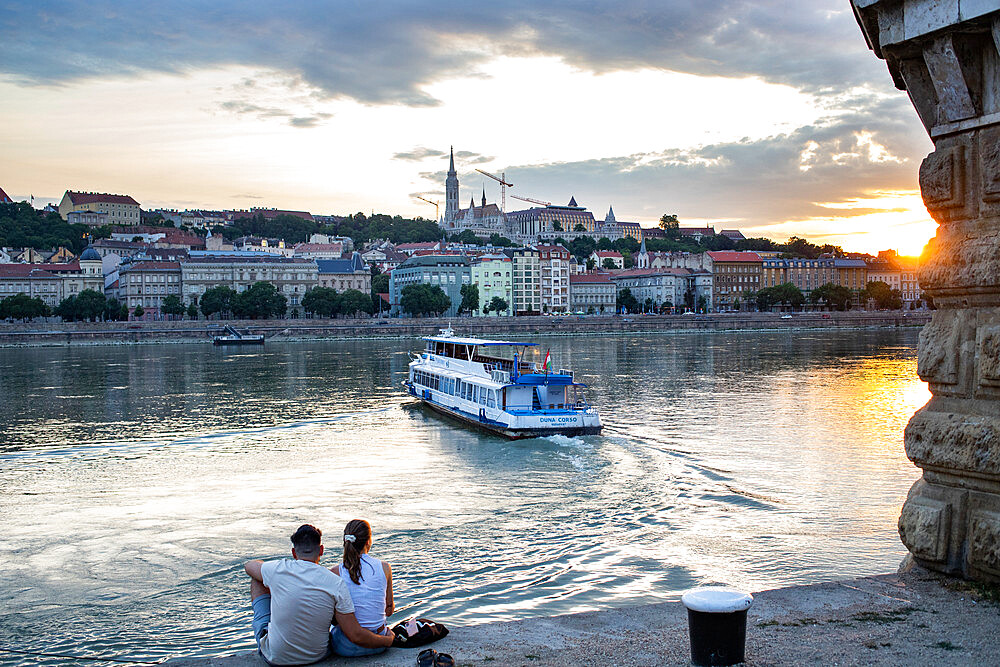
[{"x1": 0, "y1": 329, "x2": 927, "y2": 664}]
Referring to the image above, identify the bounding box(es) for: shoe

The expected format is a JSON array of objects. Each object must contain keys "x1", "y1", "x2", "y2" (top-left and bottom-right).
[
  {"x1": 434, "y1": 653, "x2": 455, "y2": 667},
  {"x1": 417, "y1": 648, "x2": 438, "y2": 667}
]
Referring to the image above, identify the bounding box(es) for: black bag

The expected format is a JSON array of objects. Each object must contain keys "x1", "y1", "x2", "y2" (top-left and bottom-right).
[{"x1": 390, "y1": 618, "x2": 449, "y2": 648}]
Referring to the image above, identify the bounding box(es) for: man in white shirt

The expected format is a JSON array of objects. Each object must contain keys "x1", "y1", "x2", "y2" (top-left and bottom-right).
[{"x1": 245, "y1": 524, "x2": 394, "y2": 665}]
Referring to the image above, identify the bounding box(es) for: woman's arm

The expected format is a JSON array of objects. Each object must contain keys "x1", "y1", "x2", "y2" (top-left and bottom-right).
[{"x1": 383, "y1": 561, "x2": 394, "y2": 617}]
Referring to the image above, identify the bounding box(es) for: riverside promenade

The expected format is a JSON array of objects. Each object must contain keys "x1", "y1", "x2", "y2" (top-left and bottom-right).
[
  {"x1": 0, "y1": 311, "x2": 928, "y2": 347},
  {"x1": 172, "y1": 566, "x2": 1000, "y2": 666}
]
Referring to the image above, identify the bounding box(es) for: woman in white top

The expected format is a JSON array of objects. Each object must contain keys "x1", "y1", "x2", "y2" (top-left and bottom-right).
[{"x1": 329, "y1": 519, "x2": 395, "y2": 657}]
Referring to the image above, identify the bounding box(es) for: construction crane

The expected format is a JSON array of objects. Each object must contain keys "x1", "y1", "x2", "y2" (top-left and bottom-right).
[
  {"x1": 475, "y1": 168, "x2": 513, "y2": 213},
  {"x1": 511, "y1": 194, "x2": 552, "y2": 207},
  {"x1": 414, "y1": 195, "x2": 439, "y2": 220}
]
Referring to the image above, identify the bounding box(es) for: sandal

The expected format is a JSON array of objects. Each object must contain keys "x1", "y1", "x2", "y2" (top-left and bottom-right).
[
  {"x1": 417, "y1": 648, "x2": 438, "y2": 667},
  {"x1": 434, "y1": 653, "x2": 455, "y2": 667}
]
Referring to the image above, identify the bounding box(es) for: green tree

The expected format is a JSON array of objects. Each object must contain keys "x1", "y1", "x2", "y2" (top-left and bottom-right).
[
  {"x1": 161, "y1": 294, "x2": 185, "y2": 319},
  {"x1": 340, "y1": 289, "x2": 373, "y2": 317},
  {"x1": 370, "y1": 272, "x2": 390, "y2": 313},
  {"x1": 864, "y1": 280, "x2": 903, "y2": 310},
  {"x1": 573, "y1": 223, "x2": 586, "y2": 232},
  {"x1": 187, "y1": 302, "x2": 199, "y2": 319},
  {"x1": 602, "y1": 258, "x2": 618, "y2": 270},
  {"x1": 103, "y1": 298, "x2": 125, "y2": 322},
  {"x1": 302, "y1": 287, "x2": 341, "y2": 318},
  {"x1": 697, "y1": 295, "x2": 708, "y2": 313},
  {"x1": 552, "y1": 220, "x2": 563, "y2": 232},
  {"x1": 585, "y1": 258, "x2": 596, "y2": 271},
  {"x1": 75, "y1": 289, "x2": 106, "y2": 321},
  {"x1": 231, "y1": 282, "x2": 287, "y2": 319},
  {"x1": 616, "y1": 287, "x2": 640, "y2": 314},
  {"x1": 622, "y1": 250, "x2": 635, "y2": 269},
  {"x1": 400, "y1": 283, "x2": 451, "y2": 317},
  {"x1": 133, "y1": 305, "x2": 145, "y2": 319},
  {"x1": 658, "y1": 213, "x2": 680, "y2": 239},
  {"x1": 0, "y1": 293, "x2": 50, "y2": 321},
  {"x1": 484, "y1": 296, "x2": 509, "y2": 316},
  {"x1": 200, "y1": 285, "x2": 236, "y2": 319},
  {"x1": 459, "y1": 283, "x2": 480, "y2": 315}
]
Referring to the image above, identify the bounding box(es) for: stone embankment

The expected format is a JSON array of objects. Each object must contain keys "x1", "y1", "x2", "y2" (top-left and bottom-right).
[
  {"x1": 0, "y1": 311, "x2": 929, "y2": 347},
  {"x1": 171, "y1": 566, "x2": 1000, "y2": 666}
]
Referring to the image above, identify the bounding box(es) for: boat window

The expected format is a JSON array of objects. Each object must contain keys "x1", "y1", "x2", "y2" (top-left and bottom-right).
[
  {"x1": 487, "y1": 390, "x2": 496, "y2": 408},
  {"x1": 479, "y1": 388, "x2": 487, "y2": 405}
]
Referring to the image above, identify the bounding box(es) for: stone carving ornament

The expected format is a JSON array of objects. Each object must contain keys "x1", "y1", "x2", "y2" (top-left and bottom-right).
[{"x1": 853, "y1": 0, "x2": 1000, "y2": 582}]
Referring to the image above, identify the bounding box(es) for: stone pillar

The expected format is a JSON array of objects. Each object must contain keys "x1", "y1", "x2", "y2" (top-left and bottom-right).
[{"x1": 853, "y1": 1, "x2": 1000, "y2": 582}]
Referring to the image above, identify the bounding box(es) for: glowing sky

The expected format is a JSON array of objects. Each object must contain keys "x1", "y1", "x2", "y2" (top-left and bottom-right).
[{"x1": 0, "y1": 1, "x2": 936, "y2": 255}]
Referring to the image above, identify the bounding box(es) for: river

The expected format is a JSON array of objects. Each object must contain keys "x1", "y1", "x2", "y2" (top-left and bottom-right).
[{"x1": 0, "y1": 329, "x2": 927, "y2": 664}]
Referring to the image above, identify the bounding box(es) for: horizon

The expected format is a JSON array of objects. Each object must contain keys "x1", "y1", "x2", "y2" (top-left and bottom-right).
[{"x1": 1, "y1": 2, "x2": 936, "y2": 257}]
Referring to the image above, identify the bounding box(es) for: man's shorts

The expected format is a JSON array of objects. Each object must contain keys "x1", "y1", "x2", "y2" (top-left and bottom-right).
[{"x1": 251, "y1": 594, "x2": 271, "y2": 655}]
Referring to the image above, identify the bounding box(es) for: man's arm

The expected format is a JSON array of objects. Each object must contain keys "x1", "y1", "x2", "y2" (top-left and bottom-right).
[
  {"x1": 334, "y1": 611, "x2": 394, "y2": 648},
  {"x1": 244, "y1": 560, "x2": 264, "y2": 582}
]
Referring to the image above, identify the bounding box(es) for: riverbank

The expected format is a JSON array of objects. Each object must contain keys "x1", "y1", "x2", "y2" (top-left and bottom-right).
[
  {"x1": 169, "y1": 565, "x2": 1000, "y2": 666},
  {"x1": 0, "y1": 311, "x2": 929, "y2": 346}
]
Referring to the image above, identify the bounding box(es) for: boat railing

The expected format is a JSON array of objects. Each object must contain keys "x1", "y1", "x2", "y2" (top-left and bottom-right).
[
  {"x1": 558, "y1": 368, "x2": 574, "y2": 379},
  {"x1": 491, "y1": 369, "x2": 510, "y2": 384}
]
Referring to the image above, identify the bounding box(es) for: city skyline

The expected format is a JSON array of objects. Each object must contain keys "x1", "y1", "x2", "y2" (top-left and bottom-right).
[{"x1": 1, "y1": 2, "x2": 935, "y2": 256}]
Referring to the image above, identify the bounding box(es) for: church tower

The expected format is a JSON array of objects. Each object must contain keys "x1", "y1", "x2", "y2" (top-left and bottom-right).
[{"x1": 444, "y1": 146, "x2": 459, "y2": 224}]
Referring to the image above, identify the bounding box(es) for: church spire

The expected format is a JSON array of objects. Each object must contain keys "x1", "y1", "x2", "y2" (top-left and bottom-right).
[
  {"x1": 444, "y1": 145, "x2": 459, "y2": 223},
  {"x1": 482, "y1": 185, "x2": 486, "y2": 208},
  {"x1": 605, "y1": 205, "x2": 616, "y2": 223}
]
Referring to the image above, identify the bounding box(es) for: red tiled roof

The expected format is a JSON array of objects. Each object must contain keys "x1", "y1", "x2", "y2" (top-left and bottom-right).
[
  {"x1": 537, "y1": 244, "x2": 569, "y2": 252},
  {"x1": 594, "y1": 251, "x2": 623, "y2": 258},
  {"x1": 128, "y1": 261, "x2": 181, "y2": 271},
  {"x1": 612, "y1": 267, "x2": 699, "y2": 278},
  {"x1": 66, "y1": 191, "x2": 139, "y2": 206},
  {"x1": 0, "y1": 261, "x2": 82, "y2": 277},
  {"x1": 293, "y1": 243, "x2": 342, "y2": 253},
  {"x1": 570, "y1": 273, "x2": 612, "y2": 283},
  {"x1": 0, "y1": 186, "x2": 12, "y2": 203},
  {"x1": 397, "y1": 242, "x2": 440, "y2": 250},
  {"x1": 706, "y1": 251, "x2": 762, "y2": 262}
]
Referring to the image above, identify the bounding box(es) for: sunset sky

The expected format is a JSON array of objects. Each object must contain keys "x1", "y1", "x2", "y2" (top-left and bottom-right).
[{"x1": 0, "y1": 1, "x2": 936, "y2": 255}]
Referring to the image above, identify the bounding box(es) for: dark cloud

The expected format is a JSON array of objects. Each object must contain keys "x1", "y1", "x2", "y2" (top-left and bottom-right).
[
  {"x1": 1, "y1": 1, "x2": 890, "y2": 106},
  {"x1": 288, "y1": 115, "x2": 328, "y2": 128}
]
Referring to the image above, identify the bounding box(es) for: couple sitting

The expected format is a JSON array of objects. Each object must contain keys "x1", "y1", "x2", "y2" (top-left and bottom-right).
[{"x1": 246, "y1": 520, "x2": 394, "y2": 666}]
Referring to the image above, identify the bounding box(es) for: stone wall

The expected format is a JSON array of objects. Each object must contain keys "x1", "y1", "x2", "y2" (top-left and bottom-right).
[{"x1": 854, "y1": 0, "x2": 1000, "y2": 582}]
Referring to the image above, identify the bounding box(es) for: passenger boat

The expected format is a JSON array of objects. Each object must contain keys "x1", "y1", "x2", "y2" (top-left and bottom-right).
[
  {"x1": 403, "y1": 327, "x2": 602, "y2": 438},
  {"x1": 211, "y1": 325, "x2": 265, "y2": 346}
]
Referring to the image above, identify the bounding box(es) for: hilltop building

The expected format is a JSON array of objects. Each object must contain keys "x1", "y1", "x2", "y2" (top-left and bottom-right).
[
  {"x1": 438, "y1": 147, "x2": 624, "y2": 243},
  {"x1": 0, "y1": 247, "x2": 103, "y2": 307},
  {"x1": 58, "y1": 191, "x2": 140, "y2": 226},
  {"x1": 0, "y1": 187, "x2": 12, "y2": 204}
]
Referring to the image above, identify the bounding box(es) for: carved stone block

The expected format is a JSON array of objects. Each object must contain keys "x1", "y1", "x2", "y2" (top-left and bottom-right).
[
  {"x1": 981, "y1": 126, "x2": 1000, "y2": 200},
  {"x1": 899, "y1": 496, "x2": 951, "y2": 562},
  {"x1": 920, "y1": 145, "x2": 966, "y2": 210},
  {"x1": 968, "y1": 510, "x2": 1000, "y2": 576},
  {"x1": 905, "y1": 407, "x2": 1000, "y2": 476},
  {"x1": 979, "y1": 325, "x2": 1000, "y2": 387},
  {"x1": 916, "y1": 311, "x2": 960, "y2": 384}
]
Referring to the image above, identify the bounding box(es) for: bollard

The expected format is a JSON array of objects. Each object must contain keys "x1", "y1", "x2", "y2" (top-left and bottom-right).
[{"x1": 681, "y1": 587, "x2": 753, "y2": 666}]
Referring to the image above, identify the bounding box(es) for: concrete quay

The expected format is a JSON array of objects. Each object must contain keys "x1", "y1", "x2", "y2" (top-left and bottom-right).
[
  {"x1": 170, "y1": 567, "x2": 1000, "y2": 666},
  {"x1": 0, "y1": 311, "x2": 928, "y2": 347}
]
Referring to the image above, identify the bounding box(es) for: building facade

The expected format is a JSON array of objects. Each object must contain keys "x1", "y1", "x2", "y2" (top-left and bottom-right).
[
  {"x1": 181, "y1": 254, "x2": 318, "y2": 314},
  {"x1": 0, "y1": 249, "x2": 103, "y2": 307},
  {"x1": 471, "y1": 254, "x2": 513, "y2": 316},
  {"x1": 538, "y1": 245, "x2": 571, "y2": 313},
  {"x1": 59, "y1": 191, "x2": 140, "y2": 226},
  {"x1": 388, "y1": 254, "x2": 471, "y2": 318},
  {"x1": 612, "y1": 268, "x2": 712, "y2": 312},
  {"x1": 707, "y1": 251, "x2": 763, "y2": 311},
  {"x1": 117, "y1": 260, "x2": 182, "y2": 318},
  {"x1": 507, "y1": 247, "x2": 540, "y2": 316},
  {"x1": 316, "y1": 252, "x2": 371, "y2": 293},
  {"x1": 569, "y1": 273, "x2": 616, "y2": 313}
]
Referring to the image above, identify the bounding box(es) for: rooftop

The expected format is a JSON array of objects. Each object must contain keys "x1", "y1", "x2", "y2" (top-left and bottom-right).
[
  {"x1": 707, "y1": 251, "x2": 763, "y2": 262},
  {"x1": 65, "y1": 191, "x2": 140, "y2": 206}
]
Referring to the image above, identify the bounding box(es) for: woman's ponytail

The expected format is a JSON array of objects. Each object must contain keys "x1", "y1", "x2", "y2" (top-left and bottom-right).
[{"x1": 342, "y1": 519, "x2": 371, "y2": 585}]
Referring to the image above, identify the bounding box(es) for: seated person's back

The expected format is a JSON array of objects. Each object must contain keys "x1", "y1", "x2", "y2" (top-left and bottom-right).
[{"x1": 261, "y1": 557, "x2": 353, "y2": 664}]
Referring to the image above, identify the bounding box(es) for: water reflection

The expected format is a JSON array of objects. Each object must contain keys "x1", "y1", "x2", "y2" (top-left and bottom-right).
[{"x1": 0, "y1": 329, "x2": 926, "y2": 664}]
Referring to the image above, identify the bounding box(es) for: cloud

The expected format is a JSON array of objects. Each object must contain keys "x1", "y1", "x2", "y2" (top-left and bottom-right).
[
  {"x1": 393, "y1": 147, "x2": 446, "y2": 162},
  {"x1": 0, "y1": 1, "x2": 891, "y2": 106},
  {"x1": 439, "y1": 94, "x2": 930, "y2": 234},
  {"x1": 288, "y1": 115, "x2": 329, "y2": 128},
  {"x1": 219, "y1": 101, "x2": 290, "y2": 119}
]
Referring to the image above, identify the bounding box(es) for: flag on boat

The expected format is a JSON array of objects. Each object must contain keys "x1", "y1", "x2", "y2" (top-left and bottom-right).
[{"x1": 543, "y1": 349, "x2": 551, "y2": 371}]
